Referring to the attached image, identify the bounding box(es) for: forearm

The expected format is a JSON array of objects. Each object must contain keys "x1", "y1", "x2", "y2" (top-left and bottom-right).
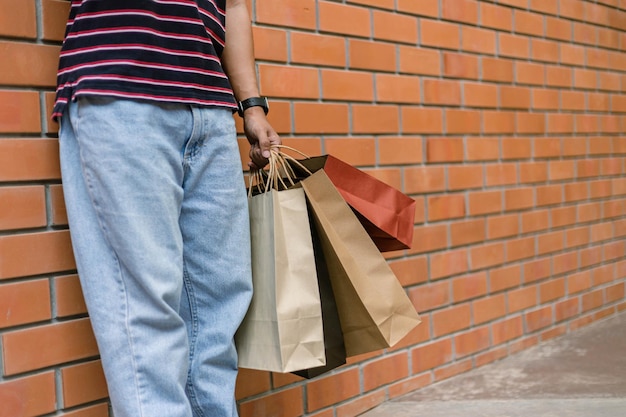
[{"x1": 222, "y1": 0, "x2": 259, "y2": 102}]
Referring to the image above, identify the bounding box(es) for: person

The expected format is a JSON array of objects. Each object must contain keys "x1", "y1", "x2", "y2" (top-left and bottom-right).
[{"x1": 52, "y1": 1, "x2": 280, "y2": 416}]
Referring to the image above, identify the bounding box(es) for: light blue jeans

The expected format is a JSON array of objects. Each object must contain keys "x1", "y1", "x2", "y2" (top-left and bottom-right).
[{"x1": 59, "y1": 97, "x2": 252, "y2": 417}]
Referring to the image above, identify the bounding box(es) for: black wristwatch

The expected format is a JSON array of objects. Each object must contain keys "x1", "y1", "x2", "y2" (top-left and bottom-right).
[{"x1": 237, "y1": 96, "x2": 269, "y2": 117}]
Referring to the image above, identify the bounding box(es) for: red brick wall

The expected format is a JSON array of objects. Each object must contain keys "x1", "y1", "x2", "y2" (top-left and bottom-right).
[{"x1": 1, "y1": 0, "x2": 625, "y2": 416}]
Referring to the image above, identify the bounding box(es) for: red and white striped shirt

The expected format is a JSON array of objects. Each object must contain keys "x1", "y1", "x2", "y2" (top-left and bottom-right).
[{"x1": 52, "y1": 0, "x2": 236, "y2": 120}]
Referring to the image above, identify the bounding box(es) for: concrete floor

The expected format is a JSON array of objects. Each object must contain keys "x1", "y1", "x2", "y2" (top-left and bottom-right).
[{"x1": 361, "y1": 312, "x2": 626, "y2": 417}]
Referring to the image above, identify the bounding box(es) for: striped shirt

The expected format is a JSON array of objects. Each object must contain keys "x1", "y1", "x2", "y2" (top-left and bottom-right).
[{"x1": 52, "y1": 0, "x2": 236, "y2": 120}]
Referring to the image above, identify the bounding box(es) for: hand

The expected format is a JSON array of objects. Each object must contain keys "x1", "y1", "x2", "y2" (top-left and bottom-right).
[{"x1": 243, "y1": 107, "x2": 281, "y2": 170}]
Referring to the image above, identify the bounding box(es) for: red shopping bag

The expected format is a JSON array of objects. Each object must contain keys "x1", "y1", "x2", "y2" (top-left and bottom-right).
[{"x1": 288, "y1": 154, "x2": 416, "y2": 252}]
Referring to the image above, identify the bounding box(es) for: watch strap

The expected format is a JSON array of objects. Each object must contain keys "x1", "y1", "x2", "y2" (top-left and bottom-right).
[{"x1": 237, "y1": 97, "x2": 269, "y2": 117}]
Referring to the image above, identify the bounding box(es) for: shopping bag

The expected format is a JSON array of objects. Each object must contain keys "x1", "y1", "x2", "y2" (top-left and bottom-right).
[
  {"x1": 235, "y1": 154, "x2": 325, "y2": 373},
  {"x1": 292, "y1": 212, "x2": 347, "y2": 379},
  {"x1": 288, "y1": 154, "x2": 416, "y2": 252},
  {"x1": 300, "y1": 169, "x2": 422, "y2": 357}
]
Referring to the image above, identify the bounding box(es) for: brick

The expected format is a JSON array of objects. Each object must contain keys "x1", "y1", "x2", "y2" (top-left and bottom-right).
[
  {"x1": 390, "y1": 257, "x2": 428, "y2": 287},
  {"x1": 606, "y1": 282, "x2": 625, "y2": 303},
  {"x1": 41, "y1": 0, "x2": 71, "y2": 42},
  {"x1": 452, "y1": 272, "x2": 488, "y2": 302},
  {"x1": 258, "y1": 64, "x2": 318, "y2": 99},
  {"x1": 446, "y1": 109, "x2": 481, "y2": 134},
  {"x1": 0, "y1": 372, "x2": 56, "y2": 416},
  {"x1": 555, "y1": 298, "x2": 581, "y2": 322},
  {"x1": 399, "y1": 46, "x2": 441, "y2": 76},
  {"x1": 475, "y1": 346, "x2": 509, "y2": 367},
  {"x1": 473, "y1": 294, "x2": 507, "y2": 324},
  {"x1": 319, "y1": 1, "x2": 371, "y2": 37},
  {"x1": 443, "y1": 52, "x2": 479, "y2": 80},
  {"x1": 485, "y1": 163, "x2": 517, "y2": 187},
  {"x1": 482, "y1": 57, "x2": 514, "y2": 83},
  {"x1": 251, "y1": 27, "x2": 287, "y2": 62},
  {"x1": 455, "y1": 326, "x2": 490, "y2": 357},
  {"x1": 0, "y1": 279, "x2": 51, "y2": 328},
  {"x1": 490, "y1": 264, "x2": 522, "y2": 292},
  {"x1": 352, "y1": 104, "x2": 399, "y2": 134},
  {"x1": 306, "y1": 369, "x2": 360, "y2": 412},
  {"x1": 321, "y1": 69, "x2": 373, "y2": 102},
  {"x1": 0, "y1": 186, "x2": 47, "y2": 231},
  {"x1": 363, "y1": 352, "x2": 409, "y2": 391},
  {"x1": 540, "y1": 277, "x2": 566, "y2": 303},
  {"x1": 426, "y1": 137, "x2": 464, "y2": 162},
  {"x1": 521, "y1": 209, "x2": 549, "y2": 234},
  {"x1": 508, "y1": 286, "x2": 538, "y2": 314},
  {"x1": 373, "y1": 10, "x2": 418, "y2": 43},
  {"x1": 471, "y1": 242, "x2": 505, "y2": 270},
  {"x1": 409, "y1": 223, "x2": 448, "y2": 254},
  {"x1": 523, "y1": 258, "x2": 552, "y2": 283},
  {"x1": 448, "y1": 165, "x2": 483, "y2": 190},
  {"x1": 293, "y1": 102, "x2": 349, "y2": 134},
  {"x1": 349, "y1": 39, "x2": 396, "y2": 72},
  {"x1": 515, "y1": 10, "x2": 544, "y2": 36},
  {"x1": 482, "y1": 111, "x2": 516, "y2": 134},
  {"x1": 404, "y1": 166, "x2": 445, "y2": 194},
  {"x1": 0, "y1": 90, "x2": 42, "y2": 134},
  {"x1": 411, "y1": 338, "x2": 453, "y2": 373},
  {"x1": 450, "y1": 218, "x2": 486, "y2": 246},
  {"x1": 336, "y1": 390, "x2": 386, "y2": 417},
  {"x1": 534, "y1": 137, "x2": 562, "y2": 157},
  {"x1": 291, "y1": 32, "x2": 344, "y2": 67},
  {"x1": 507, "y1": 236, "x2": 536, "y2": 262},
  {"x1": 325, "y1": 138, "x2": 376, "y2": 166},
  {"x1": 524, "y1": 306, "x2": 554, "y2": 332},
  {"x1": 517, "y1": 113, "x2": 546, "y2": 134},
  {"x1": 480, "y1": 2, "x2": 513, "y2": 31},
  {"x1": 256, "y1": 0, "x2": 316, "y2": 29},
  {"x1": 505, "y1": 188, "x2": 534, "y2": 211},
  {"x1": 240, "y1": 386, "x2": 303, "y2": 417},
  {"x1": 0, "y1": 41, "x2": 60, "y2": 87},
  {"x1": 502, "y1": 137, "x2": 531, "y2": 159},
  {"x1": 427, "y1": 194, "x2": 465, "y2": 222},
  {"x1": 235, "y1": 369, "x2": 271, "y2": 400},
  {"x1": 532, "y1": 38, "x2": 560, "y2": 63},
  {"x1": 424, "y1": 79, "x2": 461, "y2": 106},
  {"x1": 533, "y1": 88, "x2": 559, "y2": 110},
  {"x1": 464, "y1": 83, "x2": 498, "y2": 108},
  {"x1": 466, "y1": 137, "x2": 499, "y2": 161},
  {"x1": 519, "y1": 162, "x2": 548, "y2": 184},
  {"x1": 500, "y1": 86, "x2": 531, "y2": 109},
  {"x1": 421, "y1": 19, "x2": 460, "y2": 50},
  {"x1": 442, "y1": 0, "x2": 478, "y2": 24},
  {"x1": 530, "y1": 0, "x2": 559, "y2": 15},
  {"x1": 402, "y1": 107, "x2": 444, "y2": 133},
  {"x1": 582, "y1": 289, "x2": 604, "y2": 312},
  {"x1": 499, "y1": 33, "x2": 530, "y2": 59},
  {"x1": 566, "y1": 226, "x2": 590, "y2": 248},
  {"x1": 62, "y1": 360, "x2": 108, "y2": 407},
  {"x1": 548, "y1": 66, "x2": 574, "y2": 89},
  {"x1": 461, "y1": 26, "x2": 497, "y2": 54},
  {"x1": 409, "y1": 280, "x2": 450, "y2": 312},
  {"x1": 2, "y1": 318, "x2": 98, "y2": 375},
  {"x1": 434, "y1": 358, "x2": 473, "y2": 382},
  {"x1": 546, "y1": 16, "x2": 572, "y2": 41},
  {"x1": 376, "y1": 73, "x2": 420, "y2": 103},
  {"x1": 0, "y1": 0, "x2": 37, "y2": 39},
  {"x1": 487, "y1": 214, "x2": 519, "y2": 239},
  {"x1": 50, "y1": 184, "x2": 68, "y2": 226},
  {"x1": 433, "y1": 303, "x2": 472, "y2": 337},
  {"x1": 397, "y1": 0, "x2": 439, "y2": 16},
  {"x1": 430, "y1": 249, "x2": 469, "y2": 280},
  {"x1": 54, "y1": 275, "x2": 88, "y2": 318},
  {"x1": 468, "y1": 190, "x2": 502, "y2": 216},
  {"x1": 492, "y1": 316, "x2": 523, "y2": 344},
  {"x1": 537, "y1": 231, "x2": 565, "y2": 255},
  {"x1": 0, "y1": 231, "x2": 75, "y2": 280}
]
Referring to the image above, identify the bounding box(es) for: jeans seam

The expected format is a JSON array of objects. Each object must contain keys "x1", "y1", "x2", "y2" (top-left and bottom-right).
[{"x1": 182, "y1": 264, "x2": 204, "y2": 417}]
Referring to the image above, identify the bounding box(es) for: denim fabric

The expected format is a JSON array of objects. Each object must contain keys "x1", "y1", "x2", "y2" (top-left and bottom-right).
[{"x1": 58, "y1": 97, "x2": 252, "y2": 417}]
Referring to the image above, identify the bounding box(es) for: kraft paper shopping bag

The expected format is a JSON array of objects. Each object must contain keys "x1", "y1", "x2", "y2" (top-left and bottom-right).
[
  {"x1": 235, "y1": 153, "x2": 325, "y2": 373},
  {"x1": 300, "y1": 170, "x2": 421, "y2": 357}
]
